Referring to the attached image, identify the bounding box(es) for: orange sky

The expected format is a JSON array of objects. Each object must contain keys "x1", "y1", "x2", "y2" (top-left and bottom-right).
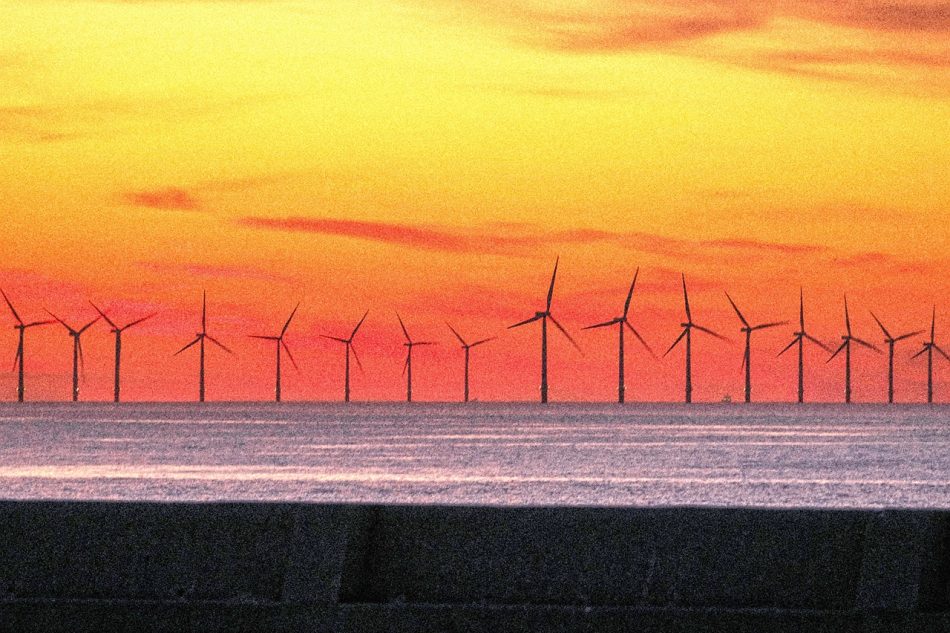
[{"x1": 1, "y1": 0, "x2": 948, "y2": 402}]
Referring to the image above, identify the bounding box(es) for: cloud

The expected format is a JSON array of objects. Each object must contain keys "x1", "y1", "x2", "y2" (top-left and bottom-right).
[
  {"x1": 123, "y1": 188, "x2": 201, "y2": 211},
  {"x1": 136, "y1": 261, "x2": 295, "y2": 284},
  {"x1": 413, "y1": 0, "x2": 950, "y2": 93}
]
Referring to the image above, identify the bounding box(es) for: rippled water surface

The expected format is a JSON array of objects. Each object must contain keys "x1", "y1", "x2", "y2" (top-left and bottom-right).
[{"x1": 0, "y1": 402, "x2": 947, "y2": 508}]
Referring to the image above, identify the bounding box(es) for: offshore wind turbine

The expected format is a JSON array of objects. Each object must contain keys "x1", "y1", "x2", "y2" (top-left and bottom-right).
[
  {"x1": 870, "y1": 311, "x2": 922, "y2": 404},
  {"x1": 90, "y1": 302, "x2": 156, "y2": 403},
  {"x1": 778, "y1": 289, "x2": 831, "y2": 404},
  {"x1": 45, "y1": 309, "x2": 100, "y2": 402},
  {"x1": 397, "y1": 314, "x2": 435, "y2": 403},
  {"x1": 173, "y1": 291, "x2": 232, "y2": 402},
  {"x1": 911, "y1": 307, "x2": 949, "y2": 404},
  {"x1": 446, "y1": 323, "x2": 494, "y2": 403},
  {"x1": 509, "y1": 257, "x2": 581, "y2": 403},
  {"x1": 249, "y1": 303, "x2": 300, "y2": 402},
  {"x1": 322, "y1": 311, "x2": 368, "y2": 403},
  {"x1": 2, "y1": 289, "x2": 56, "y2": 402},
  {"x1": 725, "y1": 292, "x2": 787, "y2": 403},
  {"x1": 827, "y1": 296, "x2": 880, "y2": 404},
  {"x1": 663, "y1": 274, "x2": 727, "y2": 404},
  {"x1": 583, "y1": 268, "x2": 655, "y2": 403}
]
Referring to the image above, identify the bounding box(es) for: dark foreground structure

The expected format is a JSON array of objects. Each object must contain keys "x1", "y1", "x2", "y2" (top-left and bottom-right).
[{"x1": 0, "y1": 502, "x2": 948, "y2": 632}]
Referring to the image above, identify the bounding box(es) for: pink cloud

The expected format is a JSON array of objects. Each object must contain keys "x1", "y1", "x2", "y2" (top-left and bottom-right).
[{"x1": 123, "y1": 188, "x2": 201, "y2": 211}]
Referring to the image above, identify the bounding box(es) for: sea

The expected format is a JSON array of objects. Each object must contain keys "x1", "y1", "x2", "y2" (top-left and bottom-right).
[{"x1": 0, "y1": 402, "x2": 947, "y2": 509}]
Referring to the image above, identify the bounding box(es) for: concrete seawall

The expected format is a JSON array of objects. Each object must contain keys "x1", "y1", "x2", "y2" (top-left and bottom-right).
[{"x1": 0, "y1": 502, "x2": 947, "y2": 631}]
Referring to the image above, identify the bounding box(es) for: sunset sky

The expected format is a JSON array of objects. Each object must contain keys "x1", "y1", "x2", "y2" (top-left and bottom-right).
[{"x1": 1, "y1": 0, "x2": 948, "y2": 402}]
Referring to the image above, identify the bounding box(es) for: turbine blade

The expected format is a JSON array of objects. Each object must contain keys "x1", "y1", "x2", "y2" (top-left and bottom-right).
[
  {"x1": 446, "y1": 323, "x2": 467, "y2": 346},
  {"x1": 173, "y1": 337, "x2": 201, "y2": 356},
  {"x1": 0, "y1": 288, "x2": 22, "y2": 324},
  {"x1": 281, "y1": 302, "x2": 300, "y2": 337},
  {"x1": 321, "y1": 335, "x2": 348, "y2": 343},
  {"x1": 89, "y1": 301, "x2": 118, "y2": 329},
  {"x1": 24, "y1": 320, "x2": 57, "y2": 328},
  {"x1": 893, "y1": 330, "x2": 924, "y2": 342},
  {"x1": 751, "y1": 321, "x2": 788, "y2": 331},
  {"x1": 350, "y1": 310, "x2": 369, "y2": 340},
  {"x1": 249, "y1": 335, "x2": 279, "y2": 340},
  {"x1": 201, "y1": 291, "x2": 207, "y2": 332},
  {"x1": 623, "y1": 267, "x2": 639, "y2": 319},
  {"x1": 844, "y1": 295, "x2": 851, "y2": 337},
  {"x1": 12, "y1": 346, "x2": 21, "y2": 373},
  {"x1": 206, "y1": 335, "x2": 233, "y2": 354},
  {"x1": 122, "y1": 312, "x2": 157, "y2": 330},
  {"x1": 546, "y1": 256, "x2": 559, "y2": 311},
  {"x1": 693, "y1": 323, "x2": 729, "y2": 342},
  {"x1": 725, "y1": 292, "x2": 749, "y2": 328},
  {"x1": 44, "y1": 309, "x2": 72, "y2": 333},
  {"x1": 583, "y1": 319, "x2": 617, "y2": 330},
  {"x1": 282, "y1": 339, "x2": 299, "y2": 371},
  {"x1": 910, "y1": 346, "x2": 927, "y2": 360},
  {"x1": 931, "y1": 305, "x2": 936, "y2": 342},
  {"x1": 509, "y1": 314, "x2": 542, "y2": 329},
  {"x1": 396, "y1": 313, "x2": 411, "y2": 343},
  {"x1": 681, "y1": 274, "x2": 691, "y2": 322},
  {"x1": 935, "y1": 345, "x2": 950, "y2": 362},
  {"x1": 663, "y1": 329, "x2": 687, "y2": 358},
  {"x1": 777, "y1": 337, "x2": 799, "y2": 357},
  {"x1": 827, "y1": 340, "x2": 847, "y2": 363},
  {"x1": 739, "y1": 348, "x2": 746, "y2": 375},
  {"x1": 548, "y1": 314, "x2": 581, "y2": 352},
  {"x1": 804, "y1": 334, "x2": 832, "y2": 353},
  {"x1": 625, "y1": 320, "x2": 656, "y2": 358},
  {"x1": 799, "y1": 288, "x2": 804, "y2": 330},
  {"x1": 470, "y1": 337, "x2": 495, "y2": 348},
  {"x1": 349, "y1": 343, "x2": 364, "y2": 373},
  {"x1": 402, "y1": 352, "x2": 409, "y2": 376},
  {"x1": 852, "y1": 337, "x2": 882, "y2": 353},
  {"x1": 78, "y1": 338, "x2": 85, "y2": 379},
  {"x1": 77, "y1": 315, "x2": 100, "y2": 335},
  {"x1": 414, "y1": 341, "x2": 438, "y2": 346},
  {"x1": 869, "y1": 311, "x2": 891, "y2": 340}
]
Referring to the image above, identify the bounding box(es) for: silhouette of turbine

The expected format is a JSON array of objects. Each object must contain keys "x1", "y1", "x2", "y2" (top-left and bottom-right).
[
  {"x1": 322, "y1": 311, "x2": 368, "y2": 403},
  {"x1": 173, "y1": 291, "x2": 232, "y2": 402},
  {"x1": 446, "y1": 323, "x2": 494, "y2": 403},
  {"x1": 250, "y1": 303, "x2": 300, "y2": 403},
  {"x1": 397, "y1": 314, "x2": 435, "y2": 403},
  {"x1": 778, "y1": 289, "x2": 830, "y2": 404},
  {"x1": 2, "y1": 288, "x2": 55, "y2": 402},
  {"x1": 90, "y1": 302, "x2": 156, "y2": 403},
  {"x1": 827, "y1": 296, "x2": 880, "y2": 404},
  {"x1": 583, "y1": 268, "x2": 655, "y2": 403},
  {"x1": 725, "y1": 292, "x2": 787, "y2": 403},
  {"x1": 509, "y1": 256, "x2": 581, "y2": 403},
  {"x1": 663, "y1": 275, "x2": 727, "y2": 404},
  {"x1": 870, "y1": 311, "x2": 922, "y2": 404},
  {"x1": 911, "y1": 307, "x2": 949, "y2": 404},
  {"x1": 45, "y1": 309, "x2": 100, "y2": 402}
]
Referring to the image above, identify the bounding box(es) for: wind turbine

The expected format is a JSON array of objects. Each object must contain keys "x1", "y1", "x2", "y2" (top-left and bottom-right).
[
  {"x1": 322, "y1": 311, "x2": 368, "y2": 403},
  {"x1": 173, "y1": 291, "x2": 232, "y2": 402},
  {"x1": 778, "y1": 289, "x2": 831, "y2": 404},
  {"x1": 663, "y1": 274, "x2": 727, "y2": 403},
  {"x1": 446, "y1": 323, "x2": 494, "y2": 403},
  {"x1": 911, "y1": 306, "x2": 949, "y2": 404},
  {"x1": 583, "y1": 268, "x2": 655, "y2": 403},
  {"x1": 725, "y1": 292, "x2": 787, "y2": 403},
  {"x1": 870, "y1": 312, "x2": 922, "y2": 404},
  {"x1": 509, "y1": 256, "x2": 581, "y2": 403},
  {"x1": 827, "y1": 296, "x2": 880, "y2": 404},
  {"x1": 90, "y1": 302, "x2": 156, "y2": 403},
  {"x1": 397, "y1": 314, "x2": 435, "y2": 403},
  {"x1": 2, "y1": 289, "x2": 55, "y2": 402},
  {"x1": 45, "y1": 309, "x2": 100, "y2": 402},
  {"x1": 249, "y1": 303, "x2": 300, "y2": 403}
]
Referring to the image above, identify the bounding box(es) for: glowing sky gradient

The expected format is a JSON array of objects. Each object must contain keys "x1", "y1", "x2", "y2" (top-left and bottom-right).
[{"x1": 1, "y1": 0, "x2": 948, "y2": 402}]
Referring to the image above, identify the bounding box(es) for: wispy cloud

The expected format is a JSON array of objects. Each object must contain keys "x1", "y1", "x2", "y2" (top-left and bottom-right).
[
  {"x1": 137, "y1": 261, "x2": 296, "y2": 284},
  {"x1": 123, "y1": 188, "x2": 201, "y2": 211}
]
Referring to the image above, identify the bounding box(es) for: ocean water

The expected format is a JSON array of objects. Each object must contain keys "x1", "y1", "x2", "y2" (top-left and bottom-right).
[{"x1": 0, "y1": 402, "x2": 947, "y2": 509}]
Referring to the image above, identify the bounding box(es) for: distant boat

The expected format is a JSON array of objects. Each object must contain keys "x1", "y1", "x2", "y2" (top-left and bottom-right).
[{"x1": 721, "y1": 394, "x2": 732, "y2": 403}]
